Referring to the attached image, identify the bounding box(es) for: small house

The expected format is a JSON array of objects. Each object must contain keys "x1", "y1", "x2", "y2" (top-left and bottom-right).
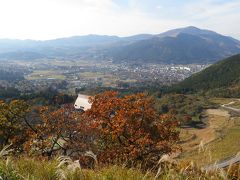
[{"x1": 74, "y1": 94, "x2": 92, "y2": 111}]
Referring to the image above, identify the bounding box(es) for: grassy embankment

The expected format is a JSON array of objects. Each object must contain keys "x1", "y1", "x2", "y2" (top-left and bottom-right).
[
  {"x1": 178, "y1": 98, "x2": 240, "y2": 166},
  {"x1": 0, "y1": 156, "x2": 239, "y2": 179}
]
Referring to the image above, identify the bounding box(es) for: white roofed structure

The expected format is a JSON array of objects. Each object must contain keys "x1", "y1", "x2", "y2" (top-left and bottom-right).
[{"x1": 74, "y1": 94, "x2": 92, "y2": 111}]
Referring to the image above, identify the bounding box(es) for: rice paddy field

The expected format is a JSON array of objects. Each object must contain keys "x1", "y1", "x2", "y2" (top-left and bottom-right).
[{"x1": 26, "y1": 70, "x2": 66, "y2": 80}]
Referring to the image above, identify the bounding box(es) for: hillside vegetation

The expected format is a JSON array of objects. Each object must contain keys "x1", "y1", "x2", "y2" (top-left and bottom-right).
[
  {"x1": 175, "y1": 54, "x2": 240, "y2": 97},
  {"x1": 0, "y1": 155, "x2": 239, "y2": 179},
  {"x1": 156, "y1": 94, "x2": 214, "y2": 126}
]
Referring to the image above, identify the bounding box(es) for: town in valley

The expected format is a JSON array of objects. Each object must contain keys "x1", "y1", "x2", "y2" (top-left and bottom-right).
[{"x1": 0, "y1": 59, "x2": 208, "y2": 95}]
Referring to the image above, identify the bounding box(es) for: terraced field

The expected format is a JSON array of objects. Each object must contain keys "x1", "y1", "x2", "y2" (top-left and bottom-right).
[{"x1": 178, "y1": 98, "x2": 240, "y2": 166}]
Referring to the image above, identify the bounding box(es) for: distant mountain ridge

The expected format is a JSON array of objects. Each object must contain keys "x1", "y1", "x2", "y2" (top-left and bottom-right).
[
  {"x1": 157, "y1": 26, "x2": 219, "y2": 37},
  {"x1": 0, "y1": 26, "x2": 240, "y2": 64},
  {"x1": 108, "y1": 26, "x2": 240, "y2": 64}
]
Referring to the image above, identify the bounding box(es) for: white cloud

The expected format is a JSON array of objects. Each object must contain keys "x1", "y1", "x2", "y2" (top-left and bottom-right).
[
  {"x1": 0, "y1": 0, "x2": 239, "y2": 40},
  {"x1": 0, "y1": 0, "x2": 189, "y2": 40},
  {"x1": 183, "y1": 0, "x2": 240, "y2": 38}
]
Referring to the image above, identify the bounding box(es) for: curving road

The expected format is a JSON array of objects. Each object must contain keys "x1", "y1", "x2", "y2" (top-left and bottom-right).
[
  {"x1": 204, "y1": 153, "x2": 240, "y2": 170},
  {"x1": 221, "y1": 101, "x2": 240, "y2": 114}
]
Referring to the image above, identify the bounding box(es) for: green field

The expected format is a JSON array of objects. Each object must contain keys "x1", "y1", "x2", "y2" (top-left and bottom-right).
[{"x1": 26, "y1": 70, "x2": 65, "y2": 80}]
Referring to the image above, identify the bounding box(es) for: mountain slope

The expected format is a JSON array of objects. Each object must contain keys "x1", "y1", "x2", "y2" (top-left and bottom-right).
[
  {"x1": 157, "y1": 26, "x2": 219, "y2": 37},
  {"x1": 43, "y1": 35, "x2": 120, "y2": 47},
  {"x1": 175, "y1": 54, "x2": 240, "y2": 93},
  {"x1": 109, "y1": 27, "x2": 240, "y2": 64}
]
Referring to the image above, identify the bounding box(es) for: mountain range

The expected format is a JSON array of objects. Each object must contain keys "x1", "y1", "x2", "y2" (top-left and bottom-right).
[{"x1": 0, "y1": 26, "x2": 240, "y2": 64}]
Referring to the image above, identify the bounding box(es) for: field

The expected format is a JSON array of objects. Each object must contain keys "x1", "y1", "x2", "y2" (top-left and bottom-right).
[
  {"x1": 179, "y1": 109, "x2": 231, "y2": 152},
  {"x1": 178, "y1": 98, "x2": 240, "y2": 166},
  {"x1": 26, "y1": 70, "x2": 65, "y2": 80},
  {"x1": 79, "y1": 71, "x2": 137, "y2": 87},
  {"x1": 179, "y1": 118, "x2": 240, "y2": 166},
  {"x1": 79, "y1": 72, "x2": 119, "y2": 86}
]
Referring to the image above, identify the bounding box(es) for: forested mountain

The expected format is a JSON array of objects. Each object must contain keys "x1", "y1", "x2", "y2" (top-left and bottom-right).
[
  {"x1": 108, "y1": 27, "x2": 240, "y2": 64},
  {"x1": 0, "y1": 26, "x2": 239, "y2": 63},
  {"x1": 175, "y1": 54, "x2": 240, "y2": 97}
]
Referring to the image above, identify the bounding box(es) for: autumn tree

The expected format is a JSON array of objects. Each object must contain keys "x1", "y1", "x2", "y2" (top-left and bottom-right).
[
  {"x1": 21, "y1": 91, "x2": 179, "y2": 168},
  {"x1": 86, "y1": 91, "x2": 180, "y2": 167},
  {"x1": 0, "y1": 100, "x2": 29, "y2": 150},
  {"x1": 24, "y1": 104, "x2": 97, "y2": 158}
]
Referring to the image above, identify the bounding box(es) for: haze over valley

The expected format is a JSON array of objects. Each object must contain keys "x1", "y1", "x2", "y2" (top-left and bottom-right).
[{"x1": 1, "y1": 26, "x2": 239, "y2": 95}]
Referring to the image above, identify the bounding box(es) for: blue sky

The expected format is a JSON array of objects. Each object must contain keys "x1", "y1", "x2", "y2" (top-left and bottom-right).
[{"x1": 0, "y1": 0, "x2": 239, "y2": 40}]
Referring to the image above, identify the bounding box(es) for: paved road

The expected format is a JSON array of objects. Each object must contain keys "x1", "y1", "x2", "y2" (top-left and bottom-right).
[
  {"x1": 203, "y1": 100, "x2": 240, "y2": 170},
  {"x1": 204, "y1": 154, "x2": 240, "y2": 170},
  {"x1": 221, "y1": 102, "x2": 240, "y2": 113}
]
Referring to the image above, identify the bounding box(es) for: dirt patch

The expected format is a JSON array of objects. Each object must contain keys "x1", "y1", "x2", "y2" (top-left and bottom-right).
[
  {"x1": 179, "y1": 118, "x2": 240, "y2": 166},
  {"x1": 179, "y1": 108, "x2": 231, "y2": 152},
  {"x1": 206, "y1": 109, "x2": 230, "y2": 117}
]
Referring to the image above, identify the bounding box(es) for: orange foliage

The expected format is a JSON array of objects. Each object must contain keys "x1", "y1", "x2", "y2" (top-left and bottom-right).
[
  {"x1": 24, "y1": 104, "x2": 97, "y2": 157},
  {"x1": 86, "y1": 91, "x2": 180, "y2": 166},
  {"x1": 23, "y1": 91, "x2": 179, "y2": 168}
]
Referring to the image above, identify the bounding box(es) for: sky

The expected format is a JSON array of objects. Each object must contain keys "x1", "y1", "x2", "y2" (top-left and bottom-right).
[{"x1": 0, "y1": 0, "x2": 239, "y2": 40}]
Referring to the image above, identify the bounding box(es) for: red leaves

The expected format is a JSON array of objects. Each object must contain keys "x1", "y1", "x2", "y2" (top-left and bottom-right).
[
  {"x1": 24, "y1": 104, "x2": 94, "y2": 156},
  {"x1": 20, "y1": 91, "x2": 179, "y2": 168},
  {"x1": 86, "y1": 91, "x2": 180, "y2": 166}
]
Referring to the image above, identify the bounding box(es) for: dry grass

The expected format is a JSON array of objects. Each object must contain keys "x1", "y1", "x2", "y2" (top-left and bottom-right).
[
  {"x1": 179, "y1": 118, "x2": 240, "y2": 166},
  {"x1": 228, "y1": 101, "x2": 240, "y2": 109},
  {"x1": 0, "y1": 143, "x2": 239, "y2": 180},
  {"x1": 0, "y1": 156, "x2": 239, "y2": 180},
  {"x1": 209, "y1": 98, "x2": 235, "y2": 105},
  {"x1": 179, "y1": 108, "x2": 231, "y2": 152},
  {"x1": 0, "y1": 144, "x2": 239, "y2": 179}
]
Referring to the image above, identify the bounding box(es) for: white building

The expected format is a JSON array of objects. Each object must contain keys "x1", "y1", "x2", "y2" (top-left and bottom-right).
[{"x1": 74, "y1": 94, "x2": 92, "y2": 111}]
